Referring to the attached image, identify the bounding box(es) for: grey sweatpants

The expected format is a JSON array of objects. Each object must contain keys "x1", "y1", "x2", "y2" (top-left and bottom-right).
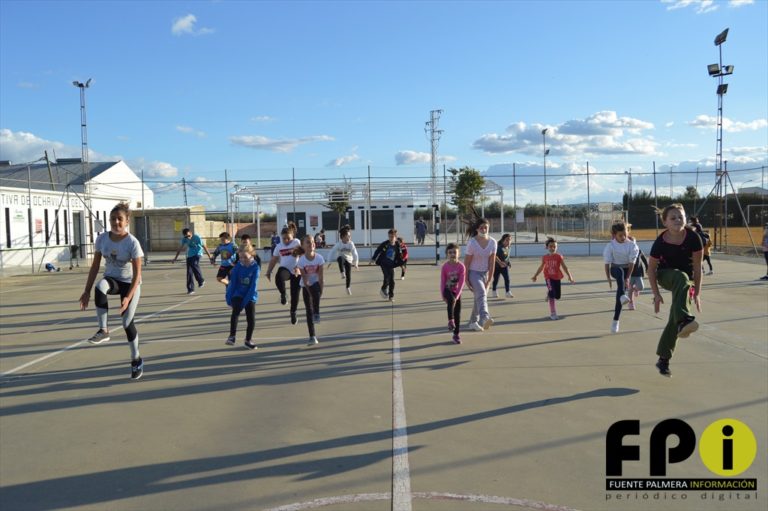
[{"x1": 467, "y1": 269, "x2": 490, "y2": 324}]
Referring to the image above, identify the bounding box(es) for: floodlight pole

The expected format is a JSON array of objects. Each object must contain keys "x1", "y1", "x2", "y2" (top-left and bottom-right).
[
  {"x1": 73, "y1": 79, "x2": 92, "y2": 257},
  {"x1": 542, "y1": 128, "x2": 549, "y2": 235}
]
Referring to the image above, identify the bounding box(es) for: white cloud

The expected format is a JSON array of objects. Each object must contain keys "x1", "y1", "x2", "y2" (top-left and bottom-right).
[
  {"x1": 144, "y1": 161, "x2": 179, "y2": 178},
  {"x1": 472, "y1": 111, "x2": 659, "y2": 157},
  {"x1": 171, "y1": 14, "x2": 214, "y2": 36},
  {"x1": 251, "y1": 115, "x2": 276, "y2": 123},
  {"x1": 229, "y1": 134, "x2": 334, "y2": 153},
  {"x1": 661, "y1": 0, "x2": 718, "y2": 14},
  {"x1": 665, "y1": 121, "x2": 675, "y2": 128},
  {"x1": 729, "y1": 0, "x2": 754, "y2": 7},
  {"x1": 687, "y1": 115, "x2": 768, "y2": 132},
  {"x1": 176, "y1": 125, "x2": 206, "y2": 138},
  {"x1": 326, "y1": 151, "x2": 360, "y2": 167},
  {"x1": 395, "y1": 150, "x2": 458, "y2": 165},
  {"x1": 0, "y1": 128, "x2": 74, "y2": 163}
]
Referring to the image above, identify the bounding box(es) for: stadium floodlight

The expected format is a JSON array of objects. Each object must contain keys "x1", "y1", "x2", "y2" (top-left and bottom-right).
[
  {"x1": 714, "y1": 28, "x2": 729, "y2": 46},
  {"x1": 721, "y1": 65, "x2": 734, "y2": 75},
  {"x1": 717, "y1": 84, "x2": 729, "y2": 95},
  {"x1": 707, "y1": 64, "x2": 720, "y2": 76}
]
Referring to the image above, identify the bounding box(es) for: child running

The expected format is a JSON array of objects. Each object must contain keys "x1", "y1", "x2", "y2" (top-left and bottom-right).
[
  {"x1": 398, "y1": 237, "x2": 409, "y2": 280},
  {"x1": 371, "y1": 229, "x2": 404, "y2": 302},
  {"x1": 491, "y1": 233, "x2": 513, "y2": 298},
  {"x1": 603, "y1": 222, "x2": 639, "y2": 333},
  {"x1": 531, "y1": 237, "x2": 574, "y2": 320},
  {"x1": 327, "y1": 225, "x2": 358, "y2": 295},
  {"x1": 296, "y1": 235, "x2": 325, "y2": 346},
  {"x1": 211, "y1": 232, "x2": 238, "y2": 286},
  {"x1": 441, "y1": 243, "x2": 466, "y2": 344},
  {"x1": 172, "y1": 227, "x2": 212, "y2": 295},
  {"x1": 225, "y1": 245, "x2": 260, "y2": 350},
  {"x1": 648, "y1": 204, "x2": 703, "y2": 377},
  {"x1": 79, "y1": 203, "x2": 145, "y2": 380},
  {"x1": 265, "y1": 222, "x2": 301, "y2": 324},
  {"x1": 465, "y1": 217, "x2": 496, "y2": 331}
]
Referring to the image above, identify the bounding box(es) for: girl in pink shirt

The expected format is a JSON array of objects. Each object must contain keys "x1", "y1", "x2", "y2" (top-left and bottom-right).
[
  {"x1": 531, "y1": 237, "x2": 574, "y2": 320},
  {"x1": 441, "y1": 243, "x2": 466, "y2": 344}
]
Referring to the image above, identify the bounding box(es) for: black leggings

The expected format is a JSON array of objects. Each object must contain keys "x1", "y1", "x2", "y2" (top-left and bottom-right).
[
  {"x1": 337, "y1": 257, "x2": 352, "y2": 288},
  {"x1": 381, "y1": 265, "x2": 395, "y2": 298},
  {"x1": 610, "y1": 266, "x2": 628, "y2": 321},
  {"x1": 302, "y1": 282, "x2": 322, "y2": 337},
  {"x1": 493, "y1": 265, "x2": 510, "y2": 292},
  {"x1": 401, "y1": 261, "x2": 407, "y2": 277},
  {"x1": 229, "y1": 297, "x2": 255, "y2": 340},
  {"x1": 443, "y1": 288, "x2": 461, "y2": 335},
  {"x1": 275, "y1": 267, "x2": 301, "y2": 312},
  {"x1": 703, "y1": 255, "x2": 713, "y2": 272}
]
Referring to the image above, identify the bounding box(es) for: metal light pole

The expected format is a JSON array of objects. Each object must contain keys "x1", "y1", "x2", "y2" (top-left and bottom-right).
[
  {"x1": 73, "y1": 79, "x2": 92, "y2": 255},
  {"x1": 542, "y1": 128, "x2": 550, "y2": 234}
]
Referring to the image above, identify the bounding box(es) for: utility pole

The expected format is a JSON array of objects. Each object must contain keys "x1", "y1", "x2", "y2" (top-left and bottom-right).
[
  {"x1": 182, "y1": 177, "x2": 188, "y2": 206},
  {"x1": 73, "y1": 79, "x2": 92, "y2": 254},
  {"x1": 425, "y1": 109, "x2": 443, "y2": 238}
]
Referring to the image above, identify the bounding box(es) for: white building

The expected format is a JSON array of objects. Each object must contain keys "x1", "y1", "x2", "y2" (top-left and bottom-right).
[
  {"x1": 276, "y1": 198, "x2": 419, "y2": 245},
  {"x1": 0, "y1": 159, "x2": 153, "y2": 271}
]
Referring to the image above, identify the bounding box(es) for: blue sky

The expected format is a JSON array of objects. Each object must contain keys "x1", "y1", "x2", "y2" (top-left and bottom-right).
[{"x1": 1, "y1": 0, "x2": 766, "y2": 209}]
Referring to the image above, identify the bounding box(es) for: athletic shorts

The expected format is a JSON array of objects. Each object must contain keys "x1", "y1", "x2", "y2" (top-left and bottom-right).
[{"x1": 217, "y1": 266, "x2": 234, "y2": 279}]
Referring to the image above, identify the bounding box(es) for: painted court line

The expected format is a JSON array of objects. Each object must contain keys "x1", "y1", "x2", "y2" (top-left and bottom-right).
[
  {"x1": 1, "y1": 296, "x2": 200, "y2": 377},
  {"x1": 391, "y1": 334, "x2": 412, "y2": 511}
]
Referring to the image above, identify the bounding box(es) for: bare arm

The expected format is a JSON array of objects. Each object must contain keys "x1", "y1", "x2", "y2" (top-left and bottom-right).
[
  {"x1": 464, "y1": 254, "x2": 474, "y2": 290},
  {"x1": 172, "y1": 243, "x2": 185, "y2": 262},
  {"x1": 265, "y1": 255, "x2": 279, "y2": 281},
  {"x1": 692, "y1": 249, "x2": 703, "y2": 312},
  {"x1": 531, "y1": 261, "x2": 545, "y2": 281},
  {"x1": 80, "y1": 252, "x2": 103, "y2": 310},
  {"x1": 648, "y1": 257, "x2": 663, "y2": 312},
  {"x1": 561, "y1": 261, "x2": 574, "y2": 283}
]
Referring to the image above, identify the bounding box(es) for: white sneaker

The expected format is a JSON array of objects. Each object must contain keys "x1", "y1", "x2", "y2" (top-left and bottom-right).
[
  {"x1": 482, "y1": 317, "x2": 494, "y2": 330},
  {"x1": 88, "y1": 330, "x2": 111, "y2": 345},
  {"x1": 489, "y1": 290, "x2": 498, "y2": 298},
  {"x1": 550, "y1": 314, "x2": 558, "y2": 320},
  {"x1": 611, "y1": 320, "x2": 620, "y2": 334},
  {"x1": 307, "y1": 336, "x2": 319, "y2": 346},
  {"x1": 619, "y1": 294, "x2": 630, "y2": 305},
  {"x1": 346, "y1": 287, "x2": 352, "y2": 295},
  {"x1": 505, "y1": 291, "x2": 515, "y2": 298},
  {"x1": 706, "y1": 270, "x2": 714, "y2": 276},
  {"x1": 340, "y1": 272, "x2": 346, "y2": 280},
  {"x1": 469, "y1": 322, "x2": 483, "y2": 332},
  {"x1": 400, "y1": 275, "x2": 405, "y2": 280}
]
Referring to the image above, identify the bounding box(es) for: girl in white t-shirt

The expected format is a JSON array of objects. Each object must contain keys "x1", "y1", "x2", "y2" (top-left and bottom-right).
[
  {"x1": 265, "y1": 222, "x2": 301, "y2": 325},
  {"x1": 603, "y1": 222, "x2": 639, "y2": 334},
  {"x1": 327, "y1": 225, "x2": 358, "y2": 295},
  {"x1": 464, "y1": 217, "x2": 497, "y2": 332},
  {"x1": 296, "y1": 235, "x2": 325, "y2": 346},
  {"x1": 79, "y1": 202, "x2": 145, "y2": 380}
]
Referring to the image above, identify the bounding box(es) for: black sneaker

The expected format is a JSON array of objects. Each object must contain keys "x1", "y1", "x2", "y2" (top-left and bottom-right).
[
  {"x1": 280, "y1": 292, "x2": 287, "y2": 305},
  {"x1": 655, "y1": 358, "x2": 671, "y2": 377},
  {"x1": 131, "y1": 358, "x2": 144, "y2": 380},
  {"x1": 677, "y1": 316, "x2": 699, "y2": 338},
  {"x1": 244, "y1": 340, "x2": 258, "y2": 350},
  {"x1": 290, "y1": 311, "x2": 297, "y2": 325}
]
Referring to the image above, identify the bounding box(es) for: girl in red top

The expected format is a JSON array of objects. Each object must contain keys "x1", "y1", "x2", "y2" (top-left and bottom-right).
[
  {"x1": 531, "y1": 237, "x2": 574, "y2": 320},
  {"x1": 440, "y1": 243, "x2": 466, "y2": 344},
  {"x1": 398, "y1": 237, "x2": 409, "y2": 280}
]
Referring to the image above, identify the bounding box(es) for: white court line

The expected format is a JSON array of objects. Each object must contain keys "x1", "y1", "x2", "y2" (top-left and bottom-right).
[
  {"x1": 1, "y1": 295, "x2": 200, "y2": 377},
  {"x1": 391, "y1": 334, "x2": 412, "y2": 511}
]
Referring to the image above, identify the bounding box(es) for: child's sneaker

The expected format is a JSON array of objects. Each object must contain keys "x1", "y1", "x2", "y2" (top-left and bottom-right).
[
  {"x1": 656, "y1": 357, "x2": 672, "y2": 377},
  {"x1": 489, "y1": 290, "x2": 498, "y2": 298},
  {"x1": 313, "y1": 313, "x2": 321, "y2": 323},
  {"x1": 452, "y1": 334, "x2": 461, "y2": 344},
  {"x1": 447, "y1": 319, "x2": 455, "y2": 331},
  {"x1": 290, "y1": 311, "x2": 297, "y2": 325},
  {"x1": 307, "y1": 336, "x2": 319, "y2": 346},
  {"x1": 88, "y1": 329, "x2": 110, "y2": 345},
  {"x1": 505, "y1": 291, "x2": 515, "y2": 298},
  {"x1": 380, "y1": 288, "x2": 388, "y2": 299},
  {"x1": 280, "y1": 292, "x2": 287, "y2": 305},
  {"x1": 550, "y1": 314, "x2": 558, "y2": 320},
  {"x1": 611, "y1": 320, "x2": 620, "y2": 334},
  {"x1": 400, "y1": 275, "x2": 405, "y2": 280},
  {"x1": 130, "y1": 358, "x2": 144, "y2": 380},
  {"x1": 244, "y1": 340, "x2": 258, "y2": 350},
  {"x1": 388, "y1": 296, "x2": 395, "y2": 303},
  {"x1": 340, "y1": 272, "x2": 346, "y2": 280},
  {"x1": 225, "y1": 336, "x2": 236, "y2": 346},
  {"x1": 199, "y1": 281, "x2": 205, "y2": 288},
  {"x1": 346, "y1": 287, "x2": 352, "y2": 295},
  {"x1": 482, "y1": 317, "x2": 494, "y2": 330},
  {"x1": 706, "y1": 270, "x2": 714, "y2": 276},
  {"x1": 677, "y1": 316, "x2": 699, "y2": 338},
  {"x1": 469, "y1": 321, "x2": 483, "y2": 332},
  {"x1": 619, "y1": 294, "x2": 631, "y2": 305},
  {"x1": 628, "y1": 301, "x2": 636, "y2": 310}
]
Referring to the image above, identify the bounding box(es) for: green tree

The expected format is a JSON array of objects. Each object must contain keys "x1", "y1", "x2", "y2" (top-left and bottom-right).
[
  {"x1": 448, "y1": 166, "x2": 485, "y2": 221},
  {"x1": 325, "y1": 184, "x2": 351, "y2": 232},
  {"x1": 683, "y1": 185, "x2": 699, "y2": 200}
]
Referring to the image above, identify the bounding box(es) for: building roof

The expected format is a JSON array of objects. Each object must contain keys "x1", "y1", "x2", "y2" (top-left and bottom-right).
[{"x1": 0, "y1": 160, "x2": 119, "y2": 192}]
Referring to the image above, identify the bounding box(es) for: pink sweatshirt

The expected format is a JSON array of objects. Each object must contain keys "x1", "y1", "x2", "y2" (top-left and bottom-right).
[{"x1": 440, "y1": 261, "x2": 466, "y2": 299}]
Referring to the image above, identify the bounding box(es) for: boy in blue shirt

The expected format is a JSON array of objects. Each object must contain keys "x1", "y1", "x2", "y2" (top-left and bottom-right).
[
  {"x1": 172, "y1": 227, "x2": 213, "y2": 294},
  {"x1": 211, "y1": 231, "x2": 238, "y2": 286},
  {"x1": 225, "y1": 245, "x2": 260, "y2": 350}
]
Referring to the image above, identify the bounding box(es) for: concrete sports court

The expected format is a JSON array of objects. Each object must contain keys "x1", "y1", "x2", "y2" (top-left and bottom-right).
[{"x1": 1, "y1": 255, "x2": 766, "y2": 511}]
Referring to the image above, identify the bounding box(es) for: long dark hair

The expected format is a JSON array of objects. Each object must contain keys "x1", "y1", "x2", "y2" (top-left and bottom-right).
[{"x1": 466, "y1": 216, "x2": 490, "y2": 238}]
